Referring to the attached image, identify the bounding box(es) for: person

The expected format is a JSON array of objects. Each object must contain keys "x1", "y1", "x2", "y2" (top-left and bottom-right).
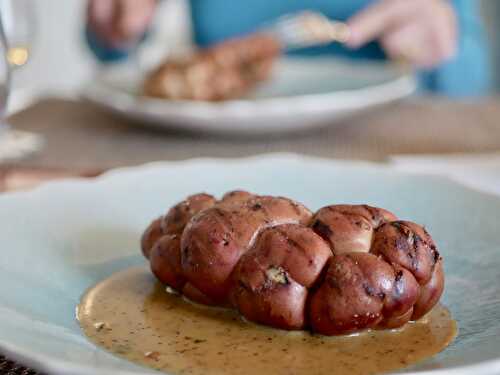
[{"x1": 86, "y1": 0, "x2": 491, "y2": 97}]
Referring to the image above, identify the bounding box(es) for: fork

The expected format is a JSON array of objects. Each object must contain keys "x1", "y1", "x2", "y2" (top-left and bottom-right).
[
  {"x1": 266, "y1": 10, "x2": 412, "y2": 73},
  {"x1": 264, "y1": 11, "x2": 351, "y2": 50}
]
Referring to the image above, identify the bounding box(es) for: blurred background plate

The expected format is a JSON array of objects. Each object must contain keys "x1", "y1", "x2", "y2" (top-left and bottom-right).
[
  {"x1": 0, "y1": 154, "x2": 500, "y2": 374},
  {"x1": 82, "y1": 57, "x2": 416, "y2": 135}
]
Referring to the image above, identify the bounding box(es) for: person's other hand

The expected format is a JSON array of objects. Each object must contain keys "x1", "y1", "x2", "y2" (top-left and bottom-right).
[
  {"x1": 346, "y1": 0, "x2": 457, "y2": 68},
  {"x1": 87, "y1": 0, "x2": 157, "y2": 49}
]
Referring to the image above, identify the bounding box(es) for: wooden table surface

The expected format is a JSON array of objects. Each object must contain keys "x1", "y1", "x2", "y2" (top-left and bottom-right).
[
  {"x1": 7, "y1": 97, "x2": 500, "y2": 172},
  {"x1": 2, "y1": 96, "x2": 500, "y2": 374}
]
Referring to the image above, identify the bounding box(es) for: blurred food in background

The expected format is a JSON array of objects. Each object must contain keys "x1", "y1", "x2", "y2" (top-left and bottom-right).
[
  {"x1": 85, "y1": 0, "x2": 491, "y2": 98},
  {"x1": 8, "y1": 1, "x2": 499, "y2": 98},
  {"x1": 142, "y1": 11, "x2": 353, "y2": 102},
  {"x1": 143, "y1": 33, "x2": 280, "y2": 101}
]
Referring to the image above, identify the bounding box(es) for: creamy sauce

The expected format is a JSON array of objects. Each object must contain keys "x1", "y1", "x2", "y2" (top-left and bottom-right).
[{"x1": 78, "y1": 267, "x2": 457, "y2": 375}]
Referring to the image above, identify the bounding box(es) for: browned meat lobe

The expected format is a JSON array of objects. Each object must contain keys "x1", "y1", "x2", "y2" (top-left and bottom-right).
[
  {"x1": 150, "y1": 235, "x2": 185, "y2": 291},
  {"x1": 309, "y1": 254, "x2": 386, "y2": 335},
  {"x1": 311, "y1": 205, "x2": 396, "y2": 254},
  {"x1": 146, "y1": 193, "x2": 216, "y2": 298},
  {"x1": 141, "y1": 217, "x2": 163, "y2": 259},
  {"x1": 381, "y1": 264, "x2": 420, "y2": 325},
  {"x1": 161, "y1": 193, "x2": 216, "y2": 235},
  {"x1": 308, "y1": 251, "x2": 418, "y2": 335},
  {"x1": 181, "y1": 196, "x2": 312, "y2": 303},
  {"x1": 231, "y1": 224, "x2": 332, "y2": 329},
  {"x1": 141, "y1": 194, "x2": 444, "y2": 335},
  {"x1": 371, "y1": 221, "x2": 439, "y2": 284},
  {"x1": 218, "y1": 190, "x2": 255, "y2": 208},
  {"x1": 412, "y1": 259, "x2": 445, "y2": 320}
]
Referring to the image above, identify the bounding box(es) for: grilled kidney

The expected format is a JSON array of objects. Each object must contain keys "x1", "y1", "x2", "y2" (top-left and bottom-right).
[{"x1": 142, "y1": 192, "x2": 444, "y2": 335}]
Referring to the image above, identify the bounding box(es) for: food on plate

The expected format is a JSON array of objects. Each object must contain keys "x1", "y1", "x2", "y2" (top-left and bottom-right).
[
  {"x1": 78, "y1": 190, "x2": 454, "y2": 374},
  {"x1": 141, "y1": 191, "x2": 445, "y2": 335},
  {"x1": 143, "y1": 34, "x2": 281, "y2": 101}
]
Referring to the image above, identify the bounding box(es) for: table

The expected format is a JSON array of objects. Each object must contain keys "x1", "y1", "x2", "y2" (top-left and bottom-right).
[
  {"x1": 6, "y1": 97, "x2": 500, "y2": 172},
  {"x1": 2, "y1": 96, "x2": 500, "y2": 375}
]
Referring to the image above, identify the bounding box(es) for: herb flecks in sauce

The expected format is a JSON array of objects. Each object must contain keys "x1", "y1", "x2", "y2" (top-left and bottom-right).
[{"x1": 78, "y1": 267, "x2": 457, "y2": 375}]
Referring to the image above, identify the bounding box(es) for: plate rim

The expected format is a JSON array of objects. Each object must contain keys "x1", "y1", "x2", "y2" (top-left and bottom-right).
[
  {"x1": 1, "y1": 153, "x2": 500, "y2": 375},
  {"x1": 81, "y1": 57, "x2": 417, "y2": 134}
]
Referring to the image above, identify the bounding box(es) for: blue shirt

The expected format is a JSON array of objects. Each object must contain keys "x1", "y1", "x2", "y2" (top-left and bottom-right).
[{"x1": 88, "y1": 0, "x2": 491, "y2": 97}]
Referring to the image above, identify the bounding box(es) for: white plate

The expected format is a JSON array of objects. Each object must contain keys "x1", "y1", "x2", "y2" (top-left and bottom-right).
[
  {"x1": 1, "y1": 154, "x2": 499, "y2": 375},
  {"x1": 82, "y1": 58, "x2": 416, "y2": 135}
]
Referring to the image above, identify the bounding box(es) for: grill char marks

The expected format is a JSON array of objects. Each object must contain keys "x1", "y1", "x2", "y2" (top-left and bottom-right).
[
  {"x1": 371, "y1": 221, "x2": 437, "y2": 284},
  {"x1": 309, "y1": 252, "x2": 420, "y2": 335},
  {"x1": 181, "y1": 195, "x2": 312, "y2": 303},
  {"x1": 310, "y1": 204, "x2": 396, "y2": 254},
  {"x1": 361, "y1": 204, "x2": 398, "y2": 227},
  {"x1": 370, "y1": 220, "x2": 444, "y2": 323},
  {"x1": 231, "y1": 224, "x2": 331, "y2": 330},
  {"x1": 142, "y1": 194, "x2": 444, "y2": 336},
  {"x1": 311, "y1": 220, "x2": 333, "y2": 242},
  {"x1": 309, "y1": 253, "x2": 386, "y2": 335},
  {"x1": 381, "y1": 264, "x2": 420, "y2": 328}
]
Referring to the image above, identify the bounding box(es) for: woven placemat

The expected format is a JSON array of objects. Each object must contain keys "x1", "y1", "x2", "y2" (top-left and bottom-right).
[
  {"x1": 0, "y1": 354, "x2": 43, "y2": 375},
  {"x1": 9, "y1": 98, "x2": 500, "y2": 170}
]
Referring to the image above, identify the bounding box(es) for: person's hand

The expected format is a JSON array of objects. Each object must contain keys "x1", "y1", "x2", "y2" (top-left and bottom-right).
[
  {"x1": 87, "y1": 0, "x2": 157, "y2": 49},
  {"x1": 346, "y1": 0, "x2": 457, "y2": 68}
]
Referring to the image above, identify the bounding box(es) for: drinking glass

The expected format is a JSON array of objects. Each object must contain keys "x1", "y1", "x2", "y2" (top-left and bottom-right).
[{"x1": 0, "y1": 0, "x2": 43, "y2": 162}]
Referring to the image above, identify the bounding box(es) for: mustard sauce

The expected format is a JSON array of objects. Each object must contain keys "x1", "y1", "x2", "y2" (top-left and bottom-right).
[{"x1": 78, "y1": 267, "x2": 457, "y2": 375}]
